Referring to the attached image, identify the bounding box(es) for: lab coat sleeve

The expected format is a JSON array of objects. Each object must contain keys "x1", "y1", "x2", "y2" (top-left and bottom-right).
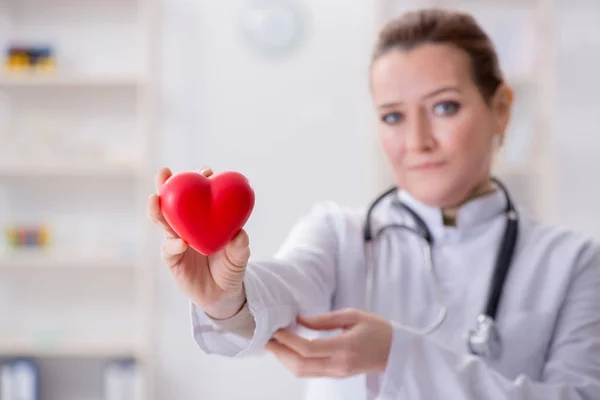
[
  {"x1": 379, "y1": 241, "x2": 600, "y2": 399},
  {"x1": 190, "y1": 202, "x2": 341, "y2": 357}
]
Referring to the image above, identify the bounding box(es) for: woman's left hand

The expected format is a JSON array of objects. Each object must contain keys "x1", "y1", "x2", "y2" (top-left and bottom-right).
[{"x1": 265, "y1": 308, "x2": 393, "y2": 378}]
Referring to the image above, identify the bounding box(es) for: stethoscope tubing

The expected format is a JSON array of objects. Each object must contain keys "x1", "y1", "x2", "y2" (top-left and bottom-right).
[{"x1": 362, "y1": 177, "x2": 518, "y2": 358}]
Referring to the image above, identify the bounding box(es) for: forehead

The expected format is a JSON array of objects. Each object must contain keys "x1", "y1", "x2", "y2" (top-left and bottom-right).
[{"x1": 370, "y1": 43, "x2": 475, "y2": 101}]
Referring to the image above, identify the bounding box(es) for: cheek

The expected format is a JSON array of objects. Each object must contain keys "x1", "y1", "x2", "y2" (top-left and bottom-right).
[
  {"x1": 436, "y1": 114, "x2": 489, "y2": 161},
  {"x1": 378, "y1": 127, "x2": 405, "y2": 161}
]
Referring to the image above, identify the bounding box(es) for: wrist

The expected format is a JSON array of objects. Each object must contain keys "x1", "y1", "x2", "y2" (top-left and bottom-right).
[{"x1": 202, "y1": 288, "x2": 246, "y2": 320}]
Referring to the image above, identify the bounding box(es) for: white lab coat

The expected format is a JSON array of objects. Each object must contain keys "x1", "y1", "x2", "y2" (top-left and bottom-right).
[{"x1": 189, "y1": 188, "x2": 600, "y2": 400}]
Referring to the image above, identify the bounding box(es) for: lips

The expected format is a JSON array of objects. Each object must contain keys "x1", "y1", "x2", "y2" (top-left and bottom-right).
[{"x1": 410, "y1": 161, "x2": 446, "y2": 170}]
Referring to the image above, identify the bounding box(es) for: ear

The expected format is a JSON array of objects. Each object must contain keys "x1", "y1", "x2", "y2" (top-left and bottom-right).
[{"x1": 490, "y1": 83, "x2": 514, "y2": 142}]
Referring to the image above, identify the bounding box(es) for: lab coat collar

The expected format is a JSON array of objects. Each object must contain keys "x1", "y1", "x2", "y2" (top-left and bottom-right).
[{"x1": 395, "y1": 186, "x2": 507, "y2": 240}]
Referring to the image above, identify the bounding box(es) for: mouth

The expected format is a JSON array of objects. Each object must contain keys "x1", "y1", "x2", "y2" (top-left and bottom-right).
[{"x1": 409, "y1": 161, "x2": 447, "y2": 171}]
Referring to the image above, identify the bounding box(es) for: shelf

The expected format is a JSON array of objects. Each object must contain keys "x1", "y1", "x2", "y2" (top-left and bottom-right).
[
  {"x1": 0, "y1": 161, "x2": 142, "y2": 178},
  {"x1": 0, "y1": 0, "x2": 158, "y2": 395},
  {"x1": 0, "y1": 74, "x2": 143, "y2": 89},
  {"x1": 0, "y1": 250, "x2": 137, "y2": 270},
  {"x1": 0, "y1": 336, "x2": 145, "y2": 358}
]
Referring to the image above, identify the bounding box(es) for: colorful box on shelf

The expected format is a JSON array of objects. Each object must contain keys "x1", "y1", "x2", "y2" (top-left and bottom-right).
[
  {"x1": 3, "y1": 44, "x2": 56, "y2": 73},
  {"x1": 4, "y1": 225, "x2": 51, "y2": 249}
]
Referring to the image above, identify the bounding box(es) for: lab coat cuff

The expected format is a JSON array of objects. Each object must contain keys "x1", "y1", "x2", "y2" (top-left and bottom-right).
[
  {"x1": 189, "y1": 266, "x2": 296, "y2": 357},
  {"x1": 188, "y1": 301, "x2": 247, "y2": 356},
  {"x1": 204, "y1": 301, "x2": 255, "y2": 337},
  {"x1": 379, "y1": 321, "x2": 415, "y2": 397},
  {"x1": 238, "y1": 265, "x2": 298, "y2": 355},
  {"x1": 189, "y1": 301, "x2": 268, "y2": 357},
  {"x1": 236, "y1": 268, "x2": 272, "y2": 356}
]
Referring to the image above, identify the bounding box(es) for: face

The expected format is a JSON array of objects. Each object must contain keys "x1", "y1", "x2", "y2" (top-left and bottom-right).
[{"x1": 370, "y1": 43, "x2": 512, "y2": 208}]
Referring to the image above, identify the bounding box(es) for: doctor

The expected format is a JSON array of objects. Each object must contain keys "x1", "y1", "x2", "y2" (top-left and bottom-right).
[{"x1": 147, "y1": 8, "x2": 600, "y2": 400}]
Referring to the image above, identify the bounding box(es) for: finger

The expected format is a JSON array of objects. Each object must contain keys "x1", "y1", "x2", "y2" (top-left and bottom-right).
[
  {"x1": 195, "y1": 166, "x2": 214, "y2": 177},
  {"x1": 297, "y1": 309, "x2": 361, "y2": 331},
  {"x1": 265, "y1": 339, "x2": 333, "y2": 378},
  {"x1": 147, "y1": 194, "x2": 179, "y2": 237},
  {"x1": 272, "y1": 329, "x2": 341, "y2": 358},
  {"x1": 161, "y1": 237, "x2": 188, "y2": 267},
  {"x1": 155, "y1": 167, "x2": 172, "y2": 193},
  {"x1": 225, "y1": 229, "x2": 250, "y2": 268}
]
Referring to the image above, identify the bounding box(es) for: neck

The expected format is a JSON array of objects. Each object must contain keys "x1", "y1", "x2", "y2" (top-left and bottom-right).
[{"x1": 442, "y1": 179, "x2": 497, "y2": 226}]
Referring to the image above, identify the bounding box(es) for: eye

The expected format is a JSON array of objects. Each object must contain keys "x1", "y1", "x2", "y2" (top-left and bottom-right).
[
  {"x1": 381, "y1": 112, "x2": 403, "y2": 125},
  {"x1": 433, "y1": 101, "x2": 460, "y2": 116}
]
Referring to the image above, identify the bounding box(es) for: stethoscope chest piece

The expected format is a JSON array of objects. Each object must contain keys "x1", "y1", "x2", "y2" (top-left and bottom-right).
[{"x1": 467, "y1": 314, "x2": 502, "y2": 361}]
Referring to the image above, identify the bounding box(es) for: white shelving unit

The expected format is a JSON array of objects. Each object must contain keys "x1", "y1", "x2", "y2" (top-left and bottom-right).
[
  {"x1": 0, "y1": 249, "x2": 137, "y2": 270},
  {"x1": 0, "y1": 163, "x2": 142, "y2": 177},
  {"x1": 0, "y1": 75, "x2": 143, "y2": 88},
  {"x1": 0, "y1": 0, "x2": 159, "y2": 399},
  {"x1": 0, "y1": 337, "x2": 146, "y2": 359},
  {"x1": 374, "y1": 0, "x2": 558, "y2": 222}
]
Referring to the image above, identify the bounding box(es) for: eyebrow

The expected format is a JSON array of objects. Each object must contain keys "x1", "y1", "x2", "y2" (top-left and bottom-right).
[{"x1": 378, "y1": 86, "x2": 461, "y2": 109}]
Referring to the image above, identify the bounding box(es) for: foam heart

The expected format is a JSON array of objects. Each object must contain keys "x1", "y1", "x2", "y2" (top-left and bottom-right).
[{"x1": 159, "y1": 170, "x2": 255, "y2": 255}]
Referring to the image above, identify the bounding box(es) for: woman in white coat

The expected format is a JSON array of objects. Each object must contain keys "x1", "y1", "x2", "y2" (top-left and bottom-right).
[{"x1": 147, "y1": 8, "x2": 600, "y2": 400}]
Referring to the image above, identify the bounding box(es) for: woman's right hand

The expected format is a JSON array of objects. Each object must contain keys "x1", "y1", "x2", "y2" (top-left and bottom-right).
[{"x1": 147, "y1": 167, "x2": 251, "y2": 320}]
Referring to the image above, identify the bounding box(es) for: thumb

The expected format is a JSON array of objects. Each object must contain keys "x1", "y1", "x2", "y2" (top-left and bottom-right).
[
  {"x1": 210, "y1": 230, "x2": 250, "y2": 294},
  {"x1": 224, "y1": 229, "x2": 251, "y2": 268},
  {"x1": 297, "y1": 308, "x2": 362, "y2": 331}
]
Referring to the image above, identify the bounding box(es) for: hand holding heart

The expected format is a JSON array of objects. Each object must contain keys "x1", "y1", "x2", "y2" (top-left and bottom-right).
[{"x1": 147, "y1": 167, "x2": 254, "y2": 320}]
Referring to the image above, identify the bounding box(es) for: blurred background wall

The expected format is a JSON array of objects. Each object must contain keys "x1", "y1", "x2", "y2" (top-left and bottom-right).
[{"x1": 0, "y1": 0, "x2": 599, "y2": 399}]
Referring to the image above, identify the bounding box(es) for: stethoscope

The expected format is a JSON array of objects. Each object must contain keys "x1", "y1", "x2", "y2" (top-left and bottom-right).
[{"x1": 362, "y1": 177, "x2": 518, "y2": 360}]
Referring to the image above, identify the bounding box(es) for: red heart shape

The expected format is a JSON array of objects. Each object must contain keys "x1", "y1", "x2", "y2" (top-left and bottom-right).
[{"x1": 158, "y1": 170, "x2": 255, "y2": 255}]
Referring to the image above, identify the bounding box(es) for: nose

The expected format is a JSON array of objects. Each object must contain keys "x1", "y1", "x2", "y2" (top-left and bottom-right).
[{"x1": 405, "y1": 109, "x2": 434, "y2": 152}]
